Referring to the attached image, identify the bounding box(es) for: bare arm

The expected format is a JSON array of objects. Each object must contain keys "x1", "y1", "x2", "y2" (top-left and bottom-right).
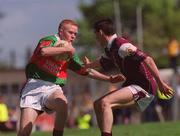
[
  {"x1": 82, "y1": 56, "x2": 125, "y2": 83},
  {"x1": 87, "y1": 69, "x2": 126, "y2": 83},
  {"x1": 143, "y1": 56, "x2": 173, "y2": 97},
  {"x1": 40, "y1": 41, "x2": 75, "y2": 57}
]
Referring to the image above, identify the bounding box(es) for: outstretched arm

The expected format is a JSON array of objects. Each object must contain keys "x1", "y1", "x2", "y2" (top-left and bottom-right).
[
  {"x1": 82, "y1": 56, "x2": 125, "y2": 83},
  {"x1": 69, "y1": 55, "x2": 125, "y2": 83},
  {"x1": 143, "y1": 56, "x2": 174, "y2": 97},
  {"x1": 87, "y1": 69, "x2": 126, "y2": 83}
]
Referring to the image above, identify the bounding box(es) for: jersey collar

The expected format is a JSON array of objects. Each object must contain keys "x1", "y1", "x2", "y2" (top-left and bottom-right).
[
  {"x1": 107, "y1": 34, "x2": 117, "y2": 50},
  {"x1": 55, "y1": 34, "x2": 61, "y2": 41}
]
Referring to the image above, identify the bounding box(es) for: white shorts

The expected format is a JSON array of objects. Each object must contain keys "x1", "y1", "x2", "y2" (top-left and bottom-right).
[
  {"x1": 20, "y1": 78, "x2": 63, "y2": 113},
  {"x1": 128, "y1": 85, "x2": 154, "y2": 112}
]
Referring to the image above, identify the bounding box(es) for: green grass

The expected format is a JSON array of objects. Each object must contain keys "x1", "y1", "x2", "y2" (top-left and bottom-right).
[{"x1": 1, "y1": 121, "x2": 180, "y2": 136}]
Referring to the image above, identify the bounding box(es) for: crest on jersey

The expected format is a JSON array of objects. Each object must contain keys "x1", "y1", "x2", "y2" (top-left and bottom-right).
[{"x1": 118, "y1": 43, "x2": 137, "y2": 58}]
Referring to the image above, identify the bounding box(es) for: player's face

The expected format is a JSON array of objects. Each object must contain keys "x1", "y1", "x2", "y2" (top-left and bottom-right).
[{"x1": 59, "y1": 24, "x2": 78, "y2": 43}]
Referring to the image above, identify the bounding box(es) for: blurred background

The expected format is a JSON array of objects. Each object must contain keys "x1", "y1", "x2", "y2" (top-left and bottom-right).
[{"x1": 0, "y1": 0, "x2": 179, "y2": 133}]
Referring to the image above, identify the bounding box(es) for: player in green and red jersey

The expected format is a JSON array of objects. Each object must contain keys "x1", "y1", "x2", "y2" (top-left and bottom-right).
[{"x1": 18, "y1": 19, "x2": 125, "y2": 136}]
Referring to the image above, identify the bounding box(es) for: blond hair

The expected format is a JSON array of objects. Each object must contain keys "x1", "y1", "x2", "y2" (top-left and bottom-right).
[{"x1": 58, "y1": 19, "x2": 78, "y2": 30}]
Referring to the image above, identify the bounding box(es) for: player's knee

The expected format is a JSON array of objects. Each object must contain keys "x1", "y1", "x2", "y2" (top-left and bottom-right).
[
  {"x1": 94, "y1": 98, "x2": 110, "y2": 111},
  {"x1": 100, "y1": 98, "x2": 110, "y2": 109},
  {"x1": 54, "y1": 98, "x2": 68, "y2": 112}
]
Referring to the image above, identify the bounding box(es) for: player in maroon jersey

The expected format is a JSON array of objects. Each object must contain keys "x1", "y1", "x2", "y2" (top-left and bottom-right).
[{"x1": 83, "y1": 18, "x2": 173, "y2": 136}]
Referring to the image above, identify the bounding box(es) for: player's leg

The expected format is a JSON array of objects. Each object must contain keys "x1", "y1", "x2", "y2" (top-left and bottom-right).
[
  {"x1": 45, "y1": 90, "x2": 68, "y2": 136},
  {"x1": 17, "y1": 108, "x2": 41, "y2": 136},
  {"x1": 94, "y1": 87, "x2": 135, "y2": 136}
]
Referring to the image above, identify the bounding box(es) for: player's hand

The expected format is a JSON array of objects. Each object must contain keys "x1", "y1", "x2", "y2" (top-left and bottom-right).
[
  {"x1": 83, "y1": 56, "x2": 90, "y2": 65},
  {"x1": 83, "y1": 56, "x2": 92, "y2": 69},
  {"x1": 55, "y1": 40, "x2": 75, "y2": 56},
  {"x1": 158, "y1": 81, "x2": 174, "y2": 98},
  {"x1": 110, "y1": 74, "x2": 126, "y2": 83}
]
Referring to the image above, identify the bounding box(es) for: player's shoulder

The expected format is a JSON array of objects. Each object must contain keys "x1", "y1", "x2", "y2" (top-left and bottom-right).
[
  {"x1": 39, "y1": 34, "x2": 57, "y2": 42},
  {"x1": 114, "y1": 37, "x2": 137, "y2": 58},
  {"x1": 115, "y1": 37, "x2": 137, "y2": 48},
  {"x1": 114, "y1": 37, "x2": 129, "y2": 45},
  {"x1": 38, "y1": 34, "x2": 57, "y2": 47}
]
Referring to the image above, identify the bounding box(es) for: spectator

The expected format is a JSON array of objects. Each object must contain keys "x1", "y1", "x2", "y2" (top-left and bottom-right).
[
  {"x1": 167, "y1": 37, "x2": 179, "y2": 73},
  {"x1": 0, "y1": 95, "x2": 16, "y2": 132}
]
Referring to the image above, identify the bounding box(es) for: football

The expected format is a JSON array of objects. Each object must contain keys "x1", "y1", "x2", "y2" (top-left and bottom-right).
[
  {"x1": 54, "y1": 40, "x2": 71, "y2": 61},
  {"x1": 56, "y1": 40, "x2": 69, "y2": 47}
]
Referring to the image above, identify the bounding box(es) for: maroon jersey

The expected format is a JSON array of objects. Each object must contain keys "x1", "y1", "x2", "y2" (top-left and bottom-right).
[{"x1": 100, "y1": 37, "x2": 157, "y2": 94}]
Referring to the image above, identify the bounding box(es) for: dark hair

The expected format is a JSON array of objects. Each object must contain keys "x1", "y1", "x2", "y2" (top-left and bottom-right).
[{"x1": 93, "y1": 18, "x2": 116, "y2": 36}]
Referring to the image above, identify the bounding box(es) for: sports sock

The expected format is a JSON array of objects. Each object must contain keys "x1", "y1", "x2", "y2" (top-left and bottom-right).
[
  {"x1": 53, "y1": 129, "x2": 64, "y2": 136},
  {"x1": 101, "y1": 132, "x2": 112, "y2": 136}
]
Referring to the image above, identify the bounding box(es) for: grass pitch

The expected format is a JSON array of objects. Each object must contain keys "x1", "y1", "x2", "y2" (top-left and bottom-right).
[{"x1": 1, "y1": 121, "x2": 180, "y2": 136}]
